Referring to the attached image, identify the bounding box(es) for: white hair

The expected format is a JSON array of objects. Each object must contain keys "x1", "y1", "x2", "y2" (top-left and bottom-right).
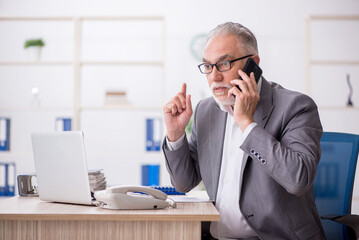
[{"x1": 205, "y1": 22, "x2": 258, "y2": 55}]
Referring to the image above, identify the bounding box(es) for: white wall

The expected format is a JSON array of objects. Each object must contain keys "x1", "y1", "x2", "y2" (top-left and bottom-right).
[{"x1": 1, "y1": 0, "x2": 359, "y2": 192}]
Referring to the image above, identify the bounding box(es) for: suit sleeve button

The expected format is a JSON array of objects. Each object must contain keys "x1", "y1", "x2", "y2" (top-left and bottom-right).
[
  {"x1": 250, "y1": 149, "x2": 255, "y2": 154},
  {"x1": 261, "y1": 159, "x2": 266, "y2": 164}
]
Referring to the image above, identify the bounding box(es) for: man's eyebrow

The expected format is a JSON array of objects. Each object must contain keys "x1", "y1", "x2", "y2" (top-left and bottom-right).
[{"x1": 202, "y1": 54, "x2": 233, "y2": 63}]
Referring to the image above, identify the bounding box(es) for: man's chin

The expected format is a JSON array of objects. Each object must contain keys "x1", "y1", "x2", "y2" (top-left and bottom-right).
[{"x1": 214, "y1": 95, "x2": 235, "y2": 106}]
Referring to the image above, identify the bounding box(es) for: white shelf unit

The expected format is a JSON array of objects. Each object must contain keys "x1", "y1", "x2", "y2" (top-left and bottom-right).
[
  {"x1": 0, "y1": 16, "x2": 167, "y2": 186},
  {"x1": 0, "y1": 16, "x2": 166, "y2": 129},
  {"x1": 305, "y1": 15, "x2": 359, "y2": 135},
  {"x1": 0, "y1": 62, "x2": 72, "y2": 65},
  {"x1": 305, "y1": 15, "x2": 359, "y2": 109}
]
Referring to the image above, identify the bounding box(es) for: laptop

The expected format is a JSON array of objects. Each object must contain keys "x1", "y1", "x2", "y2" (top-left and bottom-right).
[{"x1": 31, "y1": 131, "x2": 95, "y2": 205}]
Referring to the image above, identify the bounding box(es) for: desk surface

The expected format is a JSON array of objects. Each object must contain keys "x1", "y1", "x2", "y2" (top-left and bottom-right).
[{"x1": 0, "y1": 196, "x2": 220, "y2": 222}]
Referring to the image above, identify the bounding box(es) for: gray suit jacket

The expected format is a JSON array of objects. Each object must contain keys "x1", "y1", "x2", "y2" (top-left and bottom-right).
[{"x1": 163, "y1": 78, "x2": 325, "y2": 240}]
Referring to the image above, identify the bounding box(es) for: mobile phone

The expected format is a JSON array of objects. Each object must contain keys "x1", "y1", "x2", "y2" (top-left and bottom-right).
[{"x1": 237, "y1": 58, "x2": 262, "y2": 91}]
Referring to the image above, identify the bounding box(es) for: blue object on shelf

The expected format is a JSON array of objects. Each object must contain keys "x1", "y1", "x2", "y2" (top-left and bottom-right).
[
  {"x1": 146, "y1": 118, "x2": 162, "y2": 151},
  {"x1": 5, "y1": 163, "x2": 15, "y2": 196},
  {"x1": 152, "y1": 186, "x2": 185, "y2": 195},
  {"x1": 0, "y1": 163, "x2": 6, "y2": 196},
  {"x1": 0, "y1": 162, "x2": 16, "y2": 197},
  {"x1": 0, "y1": 118, "x2": 10, "y2": 151},
  {"x1": 55, "y1": 118, "x2": 72, "y2": 131},
  {"x1": 141, "y1": 164, "x2": 159, "y2": 186}
]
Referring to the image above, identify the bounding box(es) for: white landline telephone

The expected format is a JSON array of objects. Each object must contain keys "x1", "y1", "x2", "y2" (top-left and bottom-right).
[{"x1": 94, "y1": 185, "x2": 176, "y2": 210}]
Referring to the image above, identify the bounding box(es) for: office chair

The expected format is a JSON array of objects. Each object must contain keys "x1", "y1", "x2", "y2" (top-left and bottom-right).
[{"x1": 314, "y1": 132, "x2": 359, "y2": 240}]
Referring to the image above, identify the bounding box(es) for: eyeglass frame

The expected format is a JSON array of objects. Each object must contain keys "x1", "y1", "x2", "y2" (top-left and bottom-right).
[{"x1": 197, "y1": 54, "x2": 253, "y2": 74}]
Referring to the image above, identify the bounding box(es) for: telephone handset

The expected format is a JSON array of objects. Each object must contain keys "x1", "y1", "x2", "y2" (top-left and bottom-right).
[
  {"x1": 107, "y1": 185, "x2": 167, "y2": 199},
  {"x1": 94, "y1": 185, "x2": 175, "y2": 210}
]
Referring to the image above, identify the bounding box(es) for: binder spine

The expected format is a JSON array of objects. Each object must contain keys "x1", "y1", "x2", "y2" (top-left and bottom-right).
[
  {"x1": 55, "y1": 118, "x2": 72, "y2": 131},
  {"x1": 153, "y1": 118, "x2": 161, "y2": 151},
  {"x1": 146, "y1": 119, "x2": 154, "y2": 151},
  {"x1": 146, "y1": 118, "x2": 162, "y2": 152},
  {"x1": 0, "y1": 118, "x2": 10, "y2": 151},
  {"x1": 141, "y1": 164, "x2": 159, "y2": 186},
  {"x1": 6, "y1": 163, "x2": 16, "y2": 196},
  {"x1": 0, "y1": 163, "x2": 5, "y2": 196}
]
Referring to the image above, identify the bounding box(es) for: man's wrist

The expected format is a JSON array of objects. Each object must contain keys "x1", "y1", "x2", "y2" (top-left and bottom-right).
[
  {"x1": 242, "y1": 122, "x2": 257, "y2": 139},
  {"x1": 167, "y1": 130, "x2": 185, "y2": 142},
  {"x1": 166, "y1": 133, "x2": 185, "y2": 151},
  {"x1": 237, "y1": 118, "x2": 254, "y2": 133}
]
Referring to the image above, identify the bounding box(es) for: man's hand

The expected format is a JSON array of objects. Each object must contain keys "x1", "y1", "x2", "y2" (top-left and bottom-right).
[
  {"x1": 228, "y1": 70, "x2": 260, "y2": 132},
  {"x1": 163, "y1": 83, "x2": 193, "y2": 142}
]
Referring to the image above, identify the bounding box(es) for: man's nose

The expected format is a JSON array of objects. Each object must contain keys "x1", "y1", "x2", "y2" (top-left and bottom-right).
[{"x1": 209, "y1": 66, "x2": 223, "y2": 82}]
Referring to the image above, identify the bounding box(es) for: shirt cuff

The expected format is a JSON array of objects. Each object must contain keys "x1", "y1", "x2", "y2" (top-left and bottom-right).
[
  {"x1": 165, "y1": 134, "x2": 185, "y2": 151},
  {"x1": 242, "y1": 122, "x2": 257, "y2": 141}
]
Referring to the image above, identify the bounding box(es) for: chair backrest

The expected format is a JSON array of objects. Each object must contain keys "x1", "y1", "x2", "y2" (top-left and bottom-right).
[{"x1": 314, "y1": 132, "x2": 359, "y2": 240}]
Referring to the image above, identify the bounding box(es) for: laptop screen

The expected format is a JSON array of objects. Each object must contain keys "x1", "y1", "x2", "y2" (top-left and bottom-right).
[{"x1": 31, "y1": 131, "x2": 93, "y2": 205}]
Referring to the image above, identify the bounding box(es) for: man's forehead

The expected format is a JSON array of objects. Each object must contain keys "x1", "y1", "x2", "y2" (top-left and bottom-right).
[
  {"x1": 202, "y1": 54, "x2": 234, "y2": 63},
  {"x1": 202, "y1": 35, "x2": 242, "y2": 61}
]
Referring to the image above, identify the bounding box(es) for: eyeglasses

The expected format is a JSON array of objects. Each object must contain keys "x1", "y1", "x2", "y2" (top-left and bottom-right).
[{"x1": 198, "y1": 54, "x2": 253, "y2": 74}]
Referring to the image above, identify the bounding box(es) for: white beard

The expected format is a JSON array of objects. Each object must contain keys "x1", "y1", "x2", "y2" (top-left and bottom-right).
[
  {"x1": 217, "y1": 95, "x2": 236, "y2": 106},
  {"x1": 210, "y1": 82, "x2": 236, "y2": 106}
]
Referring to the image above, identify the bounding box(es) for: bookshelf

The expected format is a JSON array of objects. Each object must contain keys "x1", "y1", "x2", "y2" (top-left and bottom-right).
[
  {"x1": 0, "y1": 16, "x2": 165, "y2": 127},
  {"x1": 306, "y1": 15, "x2": 359, "y2": 110},
  {"x1": 0, "y1": 16, "x2": 167, "y2": 186},
  {"x1": 305, "y1": 15, "x2": 359, "y2": 137}
]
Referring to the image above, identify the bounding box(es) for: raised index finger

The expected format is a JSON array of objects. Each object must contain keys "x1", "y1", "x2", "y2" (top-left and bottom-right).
[{"x1": 181, "y1": 83, "x2": 187, "y2": 96}]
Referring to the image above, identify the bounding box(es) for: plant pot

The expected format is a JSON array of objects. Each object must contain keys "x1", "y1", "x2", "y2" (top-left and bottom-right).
[{"x1": 26, "y1": 47, "x2": 42, "y2": 61}]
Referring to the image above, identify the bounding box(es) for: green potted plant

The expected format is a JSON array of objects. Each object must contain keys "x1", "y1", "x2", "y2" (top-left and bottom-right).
[{"x1": 24, "y1": 38, "x2": 45, "y2": 61}]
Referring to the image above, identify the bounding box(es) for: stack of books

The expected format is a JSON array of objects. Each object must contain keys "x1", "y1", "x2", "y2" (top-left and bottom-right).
[{"x1": 88, "y1": 169, "x2": 107, "y2": 195}]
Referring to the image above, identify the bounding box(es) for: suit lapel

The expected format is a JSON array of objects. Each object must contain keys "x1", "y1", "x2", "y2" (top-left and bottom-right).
[
  {"x1": 209, "y1": 99, "x2": 227, "y2": 201},
  {"x1": 253, "y1": 78, "x2": 275, "y2": 129}
]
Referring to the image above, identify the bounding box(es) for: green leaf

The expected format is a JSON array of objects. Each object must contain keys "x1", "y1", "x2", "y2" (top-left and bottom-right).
[{"x1": 24, "y1": 39, "x2": 45, "y2": 48}]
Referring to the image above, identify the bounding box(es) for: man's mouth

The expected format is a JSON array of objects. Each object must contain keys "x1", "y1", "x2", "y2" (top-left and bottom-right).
[{"x1": 213, "y1": 87, "x2": 229, "y2": 96}]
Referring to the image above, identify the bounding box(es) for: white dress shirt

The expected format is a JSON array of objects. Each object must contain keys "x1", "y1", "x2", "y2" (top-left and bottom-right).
[{"x1": 209, "y1": 104, "x2": 257, "y2": 239}]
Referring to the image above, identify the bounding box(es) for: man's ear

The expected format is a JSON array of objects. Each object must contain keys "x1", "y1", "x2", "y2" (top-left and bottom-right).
[{"x1": 252, "y1": 55, "x2": 260, "y2": 65}]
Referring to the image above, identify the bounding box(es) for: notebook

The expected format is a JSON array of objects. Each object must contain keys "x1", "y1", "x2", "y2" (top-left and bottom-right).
[{"x1": 31, "y1": 131, "x2": 95, "y2": 205}]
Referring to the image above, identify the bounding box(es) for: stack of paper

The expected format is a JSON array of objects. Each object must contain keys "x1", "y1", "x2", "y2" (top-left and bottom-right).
[{"x1": 88, "y1": 169, "x2": 107, "y2": 194}]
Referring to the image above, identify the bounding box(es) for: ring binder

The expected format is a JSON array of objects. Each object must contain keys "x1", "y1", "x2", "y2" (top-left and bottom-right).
[
  {"x1": 146, "y1": 118, "x2": 162, "y2": 151},
  {"x1": 0, "y1": 162, "x2": 16, "y2": 196},
  {"x1": 55, "y1": 118, "x2": 72, "y2": 131},
  {"x1": 6, "y1": 163, "x2": 16, "y2": 196},
  {"x1": 0, "y1": 118, "x2": 10, "y2": 151},
  {"x1": 141, "y1": 164, "x2": 160, "y2": 186},
  {"x1": 0, "y1": 163, "x2": 6, "y2": 196}
]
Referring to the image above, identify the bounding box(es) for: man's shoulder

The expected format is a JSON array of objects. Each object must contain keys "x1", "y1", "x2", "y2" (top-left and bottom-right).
[
  {"x1": 196, "y1": 96, "x2": 217, "y2": 109},
  {"x1": 268, "y1": 81, "x2": 315, "y2": 103},
  {"x1": 193, "y1": 97, "x2": 219, "y2": 117},
  {"x1": 267, "y1": 80, "x2": 318, "y2": 109}
]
